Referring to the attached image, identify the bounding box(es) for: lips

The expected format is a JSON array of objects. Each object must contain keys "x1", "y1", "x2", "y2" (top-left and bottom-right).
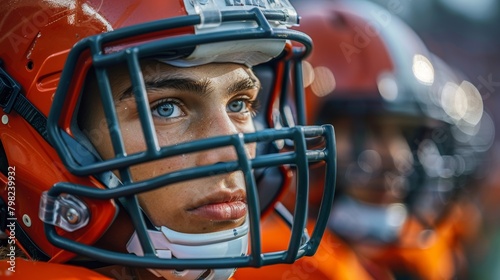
[
  {"x1": 189, "y1": 201, "x2": 247, "y2": 220},
  {"x1": 188, "y1": 191, "x2": 247, "y2": 221}
]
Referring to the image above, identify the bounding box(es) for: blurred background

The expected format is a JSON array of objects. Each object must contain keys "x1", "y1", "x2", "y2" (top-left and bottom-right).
[
  {"x1": 237, "y1": 0, "x2": 500, "y2": 279},
  {"x1": 367, "y1": 1, "x2": 500, "y2": 278},
  {"x1": 293, "y1": 0, "x2": 500, "y2": 279}
]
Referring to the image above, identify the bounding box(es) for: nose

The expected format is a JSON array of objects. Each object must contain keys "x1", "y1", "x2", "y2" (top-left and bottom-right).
[{"x1": 194, "y1": 108, "x2": 251, "y2": 166}]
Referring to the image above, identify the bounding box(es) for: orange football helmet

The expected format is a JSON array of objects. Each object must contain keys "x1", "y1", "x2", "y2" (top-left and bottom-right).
[{"x1": 0, "y1": 0, "x2": 337, "y2": 277}]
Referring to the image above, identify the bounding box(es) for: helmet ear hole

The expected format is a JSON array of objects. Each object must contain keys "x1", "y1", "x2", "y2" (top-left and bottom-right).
[
  {"x1": 26, "y1": 60, "x2": 34, "y2": 71},
  {"x1": 0, "y1": 141, "x2": 8, "y2": 176}
]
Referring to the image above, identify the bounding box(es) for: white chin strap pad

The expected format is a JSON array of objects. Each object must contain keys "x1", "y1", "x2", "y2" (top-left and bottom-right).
[{"x1": 126, "y1": 219, "x2": 249, "y2": 280}]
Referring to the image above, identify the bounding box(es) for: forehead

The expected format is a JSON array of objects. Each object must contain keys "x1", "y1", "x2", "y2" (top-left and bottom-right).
[
  {"x1": 138, "y1": 60, "x2": 254, "y2": 80},
  {"x1": 101, "y1": 60, "x2": 258, "y2": 100},
  {"x1": 107, "y1": 60, "x2": 255, "y2": 88}
]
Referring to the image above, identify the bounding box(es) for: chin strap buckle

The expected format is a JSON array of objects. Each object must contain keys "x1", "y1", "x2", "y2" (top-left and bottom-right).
[{"x1": 38, "y1": 191, "x2": 90, "y2": 232}]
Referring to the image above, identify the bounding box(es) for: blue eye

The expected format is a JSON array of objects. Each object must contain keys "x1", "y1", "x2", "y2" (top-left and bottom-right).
[
  {"x1": 227, "y1": 100, "x2": 246, "y2": 113},
  {"x1": 152, "y1": 100, "x2": 182, "y2": 118}
]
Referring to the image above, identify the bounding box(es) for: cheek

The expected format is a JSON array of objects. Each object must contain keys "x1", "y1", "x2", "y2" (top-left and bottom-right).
[
  {"x1": 242, "y1": 120, "x2": 256, "y2": 157},
  {"x1": 247, "y1": 142, "x2": 257, "y2": 159},
  {"x1": 132, "y1": 158, "x2": 192, "y2": 227},
  {"x1": 119, "y1": 118, "x2": 148, "y2": 155},
  {"x1": 130, "y1": 154, "x2": 190, "y2": 182},
  {"x1": 84, "y1": 114, "x2": 115, "y2": 161},
  {"x1": 137, "y1": 185, "x2": 186, "y2": 227}
]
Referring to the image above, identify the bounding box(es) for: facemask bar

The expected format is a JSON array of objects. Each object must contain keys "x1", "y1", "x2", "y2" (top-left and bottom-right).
[
  {"x1": 43, "y1": 124, "x2": 335, "y2": 269},
  {"x1": 48, "y1": 8, "x2": 312, "y2": 176},
  {"x1": 271, "y1": 48, "x2": 337, "y2": 258},
  {"x1": 292, "y1": 49, "x2": 307, "y2": 126},
  {"x1": 44, "y1": 7, "x2": 335, "y2": 269}
]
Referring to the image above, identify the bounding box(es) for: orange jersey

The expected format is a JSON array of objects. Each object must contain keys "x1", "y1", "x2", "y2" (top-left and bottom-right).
[
  {"x1": 233, "y1": 212, "x2": 374, "y2": 280},
  {"x1": 353, "y1": 201, "x2": 479, "y2": 280},
  {"x1": 0, "y1": 258, "x2": 112, "y2": 279}
]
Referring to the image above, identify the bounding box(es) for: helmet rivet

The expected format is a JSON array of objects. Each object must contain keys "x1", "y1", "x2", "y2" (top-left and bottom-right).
[
  {"x1": 1, "y1": 115, "x2": 8, "y2": 124},
  {"x1": 65, "y1": 208, "x2": 80, "y2": 224},
  {"x1": 22, "y1": 214, "x2": 31, "y2": 227}
]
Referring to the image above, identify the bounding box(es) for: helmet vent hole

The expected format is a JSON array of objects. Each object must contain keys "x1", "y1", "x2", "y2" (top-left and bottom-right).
[{"x1": 26, "y1": 60, "x2": 34, "y2": 71}]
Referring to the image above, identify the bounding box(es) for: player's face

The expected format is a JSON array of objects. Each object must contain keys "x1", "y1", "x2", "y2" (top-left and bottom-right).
[
  {"x1": 83, "y1": 61, "x2": 259, "y2": 233},
  {"x1": 334, "y1": 117, "x2": 414, "y2": 205}
]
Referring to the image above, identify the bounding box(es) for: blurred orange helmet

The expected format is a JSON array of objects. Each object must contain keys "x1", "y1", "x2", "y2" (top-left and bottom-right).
[
  {"x1": 292, "y1": 0, "x2": 488, "y2": 245},
  {"x1": 0, "y1": 0, "x2": 337, "y2": 274},
  {"x1": 293, "y1": 0, "x2": 440, "y2": 125}
]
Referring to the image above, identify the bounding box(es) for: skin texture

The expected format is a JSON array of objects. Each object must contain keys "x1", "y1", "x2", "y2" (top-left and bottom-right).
[{"x1": 80, "y1": 61, "x2": 259, "y2": 234}]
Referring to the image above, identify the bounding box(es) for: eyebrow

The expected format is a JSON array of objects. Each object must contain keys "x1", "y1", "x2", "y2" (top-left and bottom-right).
[
  {"x1": 117, "y1": 75, "x2": 260, "y2": 100},
  {"x1": 228, "y1": 77, "x2": 260, "y2": 95}
]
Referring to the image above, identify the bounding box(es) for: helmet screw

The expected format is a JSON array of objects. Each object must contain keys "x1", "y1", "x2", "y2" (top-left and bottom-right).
[
  {"x1": 1, "y1": 115, "x2": 8, "y2": 125},
  {"x1": 65, "y1": 208, "x2": 80, "y2": 224},
  {"x1": 22, "y1": 214, "x2": 31, "y2": 227}
]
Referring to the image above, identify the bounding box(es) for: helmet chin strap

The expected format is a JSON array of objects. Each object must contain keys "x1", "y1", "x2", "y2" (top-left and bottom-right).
[{"x1": 126, "y1": 218, "x2": 249, "y2": 280}]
